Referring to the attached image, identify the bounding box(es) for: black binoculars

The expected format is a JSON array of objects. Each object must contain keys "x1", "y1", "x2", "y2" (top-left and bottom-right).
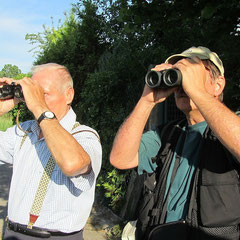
[
  {"x1": 145, "y1": 68, "x2": 182, "y2": 89},
  {"x1": 0, "y1": 83, "x2": 24, "y2": 100}
]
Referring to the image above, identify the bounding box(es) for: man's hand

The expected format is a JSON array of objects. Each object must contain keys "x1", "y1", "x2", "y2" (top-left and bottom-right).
[
  {"x1": 18, "y1": 77, "x2": 49, "y2": 119},
  {"x1": 141, "y1": 63, "x2": 177, "y2": 106},
  {"x1": 0, "y1": 78, "x2": 20, "y2": 115},
  {"x1": 174, "y1": 57, "x2": 207, "y2": 99}
]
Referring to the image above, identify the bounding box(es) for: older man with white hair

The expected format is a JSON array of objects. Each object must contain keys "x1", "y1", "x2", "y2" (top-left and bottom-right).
[{"x1": 0, "y1": 63, "x2": 102, "y2": 239}]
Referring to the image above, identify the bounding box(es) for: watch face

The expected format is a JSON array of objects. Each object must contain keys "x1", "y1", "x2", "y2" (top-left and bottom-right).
[{"x1": 45, "y1": 111, "x2": 55, "y2": 118}]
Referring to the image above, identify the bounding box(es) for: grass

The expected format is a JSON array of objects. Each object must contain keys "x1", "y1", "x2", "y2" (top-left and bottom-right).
[{"x1": 0, "y1": 113, "x2": 13, "y2": 131}]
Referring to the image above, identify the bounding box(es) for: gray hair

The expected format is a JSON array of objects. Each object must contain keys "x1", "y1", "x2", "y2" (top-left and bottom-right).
[
  {"x1": 31, "y1": 63, "x2": 73, "y2": 91},
  {"x1": 202, "y1": 60, "x2": 223, "y2": 102}
]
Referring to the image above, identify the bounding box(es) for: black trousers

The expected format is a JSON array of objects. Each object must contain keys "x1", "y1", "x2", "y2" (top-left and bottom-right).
[{"x1": 4, "y1": 227, "x2": 84, "y2": 240}]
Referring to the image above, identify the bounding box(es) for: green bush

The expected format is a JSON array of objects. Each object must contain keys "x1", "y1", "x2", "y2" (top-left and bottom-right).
[{"x1": 96, "y1": 169, "x2": 129, "y2": 212}]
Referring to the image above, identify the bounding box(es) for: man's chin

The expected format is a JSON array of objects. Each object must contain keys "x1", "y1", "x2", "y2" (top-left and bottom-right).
[
  {"x1": 176, "y1": 98, "x2": 192, "y2": 112},
  {"x1": 175, "y1": 94, "x2": 188, "y2": 99}
]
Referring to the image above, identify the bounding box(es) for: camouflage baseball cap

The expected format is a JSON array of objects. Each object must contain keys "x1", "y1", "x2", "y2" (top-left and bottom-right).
[{"x1": 165, "y1": 46, "x2": 224, "y2": 76}]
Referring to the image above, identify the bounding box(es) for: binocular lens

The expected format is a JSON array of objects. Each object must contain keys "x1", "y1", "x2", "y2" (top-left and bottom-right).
[
  {"x1": 164, "y1": 69, "x2": 182, "y2": 86},
  {"x1": 147, "y1": 71, "x2": 162, "y2": 88},
  {"x1": 145, "y1": 68, "x2": 182, "y2": 89},
  {"x1": 14, "y1": 86, "x2": 23, "y2": 98}
]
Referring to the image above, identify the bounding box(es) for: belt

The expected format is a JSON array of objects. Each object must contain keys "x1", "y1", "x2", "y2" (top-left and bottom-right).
[{"x1": 7, "y1": 220, "x2": 82, "y2": 238}]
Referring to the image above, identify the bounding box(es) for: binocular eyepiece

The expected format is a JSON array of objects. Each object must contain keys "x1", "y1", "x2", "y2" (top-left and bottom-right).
[
  {"x1": 0, "y1": 83, "x2": 24, "y2": 100},
  {"x1": 145, "y1": 68, "x2": 182, "y2": 89}
]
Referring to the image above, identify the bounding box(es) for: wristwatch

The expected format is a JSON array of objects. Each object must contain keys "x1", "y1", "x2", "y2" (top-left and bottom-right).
[{"x1": 37, "y1": 111, "x2": 56, "y2": 124}]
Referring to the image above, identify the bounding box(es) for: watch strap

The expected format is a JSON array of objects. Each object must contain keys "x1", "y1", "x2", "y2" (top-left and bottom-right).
[{"x1": 37, "y1": 111, "x2": 56, "y2": 124}]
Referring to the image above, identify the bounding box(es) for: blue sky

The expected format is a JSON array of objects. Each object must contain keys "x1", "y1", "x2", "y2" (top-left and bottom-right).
[{"x1": 0, "y1": 0, "x2": 78, "y2": 73}]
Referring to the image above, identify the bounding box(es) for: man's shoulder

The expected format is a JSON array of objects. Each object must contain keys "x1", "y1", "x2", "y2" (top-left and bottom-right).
[
  {"x1": 72, "y1": 124, "x2": 100, "y2": 141},
  {"x1": 74, "y1": 123, "x2": 98, "y2": 133}
]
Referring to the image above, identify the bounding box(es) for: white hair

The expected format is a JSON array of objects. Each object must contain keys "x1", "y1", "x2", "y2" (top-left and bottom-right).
[{"x1": 31, "y1": 63, "x2": 73, "y2": 91}]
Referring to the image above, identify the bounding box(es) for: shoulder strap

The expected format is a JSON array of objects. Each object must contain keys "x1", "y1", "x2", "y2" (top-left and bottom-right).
[
  {"x1": 149, "y1": 118, "x2": 187, "y2": 226},
  {"x1": 72, "y1": 122, "x2": 100, "y2": 142},
  {"x1": 136, "y1": 118, "x2": 187, "y2": 238},
  {"x1": 151, "y1": 118, "x2": 186, "y2": 166}
]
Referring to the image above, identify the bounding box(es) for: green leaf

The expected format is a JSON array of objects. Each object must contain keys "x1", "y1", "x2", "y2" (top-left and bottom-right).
[{"x1": 201, "y1": 4, "x2": 216, "y2": 19}]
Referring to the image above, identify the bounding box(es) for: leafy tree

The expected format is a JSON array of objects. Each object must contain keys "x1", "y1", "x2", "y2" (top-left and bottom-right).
[{"x1": 0, "y1": 64, "x2": 22, "y2": 78}]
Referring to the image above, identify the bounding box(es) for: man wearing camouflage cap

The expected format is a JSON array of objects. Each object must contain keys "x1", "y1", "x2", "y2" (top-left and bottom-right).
[{"x1": 110, "y1": 46, "x2": 240, "y2": 240}]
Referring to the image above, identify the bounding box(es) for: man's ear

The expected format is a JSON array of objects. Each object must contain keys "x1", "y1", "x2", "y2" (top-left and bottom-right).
[
  {"x1": 214, "y1": 76, "x2": 225, "y2": 97},
  {"x1": 65, "y1": 87, "x2": 74, "y2": 105}
]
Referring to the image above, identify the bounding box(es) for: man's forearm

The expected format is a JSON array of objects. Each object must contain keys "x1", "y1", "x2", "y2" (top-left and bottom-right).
[
  {"x1": 40, "y1": 119, "x2": 91, "y2": 176},
  {"x1": 192, "y1": 92, "x2": 240, "y2": 162},
  {"x1": 110, "y1": 99, "x2": 155, "y2": 169}
]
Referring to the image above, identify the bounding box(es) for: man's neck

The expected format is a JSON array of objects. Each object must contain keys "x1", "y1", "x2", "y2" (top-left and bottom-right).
[{"x1": 185, "y1": 109, "x2": 205, "y2": 126}]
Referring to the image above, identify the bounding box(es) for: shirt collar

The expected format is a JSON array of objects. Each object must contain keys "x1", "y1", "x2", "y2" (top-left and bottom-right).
[{"x1": 58, "y1": 107, "x2": 77, "y2": 132}]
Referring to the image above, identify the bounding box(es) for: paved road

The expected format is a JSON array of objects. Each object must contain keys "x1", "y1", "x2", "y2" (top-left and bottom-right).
[{"x1": 0, "y1": 164, "x2": 108, "y2": 240}]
